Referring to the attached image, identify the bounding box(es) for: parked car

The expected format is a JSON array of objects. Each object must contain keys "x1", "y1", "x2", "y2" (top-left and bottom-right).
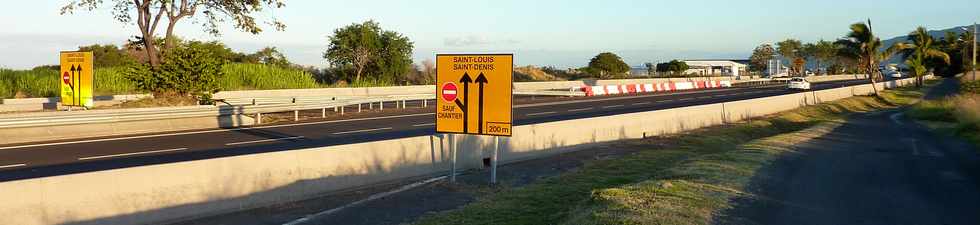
[
  {"x1": 788, "y1": 77, "x2": 811, "y2": 90},
  {"x1": 887, "y1": 71, "x2": 904, "y2": 78}
]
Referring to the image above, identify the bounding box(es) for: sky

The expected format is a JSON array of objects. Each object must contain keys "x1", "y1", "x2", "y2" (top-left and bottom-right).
[{"x1": 0, "y1": 0, "x2": 977, "y2": 69}]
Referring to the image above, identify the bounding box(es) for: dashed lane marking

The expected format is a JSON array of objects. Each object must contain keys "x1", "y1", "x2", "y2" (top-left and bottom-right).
[
  {"x1": 0, "y1": 163, "x2": 27, "y2": 169},
  {"x1": 331, "y1": 128, "x2": 393, "y2": 135},
  {"x1": 225, "y1": 136, "x2": 305, "y2": 146},
  {"x1": 78, "y1": 148, "x2": 188, "y2": 161},
  {"x1": 527, "y1": 111, "x2": 558, "y2": 116}
]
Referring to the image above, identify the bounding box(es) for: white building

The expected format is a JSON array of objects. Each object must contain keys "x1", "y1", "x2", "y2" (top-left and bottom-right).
[{"x1": 681, "y1": 60, "x2": 749, "y2": 77}]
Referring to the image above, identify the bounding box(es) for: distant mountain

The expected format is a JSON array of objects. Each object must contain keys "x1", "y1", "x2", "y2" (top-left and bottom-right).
[
  {"x1": 882, "y1": 25, "x2": 972, "y2": 49},
  {"x1": 881, "y1": 25, "x2": 974, "y2": 65}
]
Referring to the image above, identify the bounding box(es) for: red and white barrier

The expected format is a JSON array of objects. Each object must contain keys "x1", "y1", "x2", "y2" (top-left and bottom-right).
[{"x1": 581, "y1": 80, "x2": 731, "y2": 97}]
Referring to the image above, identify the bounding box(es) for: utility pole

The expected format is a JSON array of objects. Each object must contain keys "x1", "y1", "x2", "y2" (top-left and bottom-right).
[{"x1": 973, "y1": 22, "x2": 977, "y2": 81}]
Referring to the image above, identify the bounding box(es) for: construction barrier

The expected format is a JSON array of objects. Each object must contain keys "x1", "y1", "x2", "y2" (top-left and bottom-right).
[{"x1": 581, "y1": 80, "x2": 732, "y2": 96}]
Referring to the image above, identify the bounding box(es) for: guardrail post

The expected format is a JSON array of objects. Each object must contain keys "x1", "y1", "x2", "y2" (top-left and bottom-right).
[
  {"x1": 422, "y1": 99, "x2": 427, "y2": 108},
  {"x1": 380, "y1": 100, "x2": 384, "y2": 111},
  {"x1": 402, "y1": 100, "x2": 407, "y2": 109},
  {"x1": 340, "y1": 106, "x2": 345, "y2": 115},
  {"x1": 322, "y1": 108, "x2": 326, "y2": 118},
  {"x1": 256, "y1": 113, "x2": 262, "y2": 124},
  {"x1": 358, "y1": 103, "x2": 362, "y2": 112},
  {"x1": 369, "y1": 102, "x2": 373, "y2": 109},
  {"x1": 334, "y1": 106, "x2": 338, "y2": 112},
  {"x1": 294, "y1": 110, "x2": 299, "y2": 121}
]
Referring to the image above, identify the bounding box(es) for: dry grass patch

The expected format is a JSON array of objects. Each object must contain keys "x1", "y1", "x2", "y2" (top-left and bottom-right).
[{"x1": 412, "y1": 85, "x2": 928, "y2": 225}]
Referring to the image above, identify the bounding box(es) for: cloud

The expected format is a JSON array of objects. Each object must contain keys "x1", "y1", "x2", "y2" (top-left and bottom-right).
[{"x1": 443, "y1": 35, "x2": 519, "y2": 47}]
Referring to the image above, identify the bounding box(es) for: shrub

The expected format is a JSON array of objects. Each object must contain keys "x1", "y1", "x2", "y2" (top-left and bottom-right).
[{"x1": 126, "y1": 43, "x2": 226, "y2": 97}]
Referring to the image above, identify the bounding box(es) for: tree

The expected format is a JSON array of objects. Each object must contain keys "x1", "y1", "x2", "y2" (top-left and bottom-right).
[
  {"x1": 749, "y1": 44, "x2": 775, "y2": 72},
  {"x1": 835, "y1": 20, "x2": 910, "y2": 95},
  {"x1": 324, "y1": 20, "x2": 414, "y2": 83},
  {"x1": 656, "y1": 60, "x2": 689, "y2": 75},
  {"x1": 249, "y1": 47, "x2": 291, "y2": 67},
  {"x1": 421, "y1": 59, "x2": 436, "y2": 82},
  {"x1": 777, "y1": 39, "x2": 803, "y2": 75},
  {"x1": 61, "y1": 0, "x2": 286, "y2": 67},
  {"x1": 587, "y1": 52, "x2": 630, "y2": 78},
  {"x1": 644, "y1": 62, "x2": 656, "y2": 76},
  {"x1": 810, "y1": 40, "x2": 838, "y2": 75},
  {"x1": 901, "y1": 27, "x2": 950, "y2": 86}
]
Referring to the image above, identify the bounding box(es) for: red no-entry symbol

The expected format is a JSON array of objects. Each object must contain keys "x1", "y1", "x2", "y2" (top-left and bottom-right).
[
  {"x1": 441, "y1": 82, "x2": 458, "y2": 102},
  {"x1": 62, "y1": 72, "x2": 72, "y2": 86}
]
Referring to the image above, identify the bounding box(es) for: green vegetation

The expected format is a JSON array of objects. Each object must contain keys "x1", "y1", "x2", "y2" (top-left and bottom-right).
[
  {"x1": 0, "y1": 64, "x2": 326, "y2": 99},
  {"x1": 125, "y1": 42, "x2": 226, "y2": 98},
  {"x1": 909, "y1": 79, "x2": 980, "y2": 149},
  {"x1": 656, "y1": 60, "x2": 690, "y2": 75},
  {"x1": 586, "y1": 52, "x2": 631, "y2": 79},
  {"x1": 0, "y1": 67, "x2": 136, "y2": 98},
  {"x1": 777, "y1": 39, "x2": 804, "y2": 75},
  {"x1": 62, "y1": 0, "x2": 285, "y2": 67},
  {"x1": 325, "y1": 20, "x2": 414, "y2": 83},
  {"x1": 413, "y1": 85, "x2": 928, "y2": 225},
  {"x1": 221, "y1": 63, "x2": 320, "y2": 90},
  {"x1": 836, "y1": 21, "x2": 911, "y2": 95},
  {"x1": 901, "y1": 27, "x2": 951, "y2": 87},
  {"x1": 749, "y1": 43, "x2": 775, "y2": 72}
]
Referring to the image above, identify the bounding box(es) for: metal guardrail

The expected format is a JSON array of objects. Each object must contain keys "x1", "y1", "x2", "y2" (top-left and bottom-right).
[{"x1": 0, "y1": 94, "x2": 437, "y2": 129}]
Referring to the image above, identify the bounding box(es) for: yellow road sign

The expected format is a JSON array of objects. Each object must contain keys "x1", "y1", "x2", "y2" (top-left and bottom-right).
[
  {"x1": 60, "y1": 51, "x2": 94, "y2": 108},
  {"x1": 436, "y1": 54, "x2": 513, "y2": 136}
]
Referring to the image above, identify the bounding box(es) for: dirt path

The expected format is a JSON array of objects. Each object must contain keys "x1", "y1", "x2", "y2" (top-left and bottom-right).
[{"x1": 718, "y1": 78, "x2": 980, "y2": 225}]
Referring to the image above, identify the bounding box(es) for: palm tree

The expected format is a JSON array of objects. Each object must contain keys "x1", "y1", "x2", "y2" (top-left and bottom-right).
[
  {"x1": 835, "y1": 20, "x2": 911, "y2": 95},
  {"x1": 902, "y1": 27, "x2": 950, "y2": 87}
]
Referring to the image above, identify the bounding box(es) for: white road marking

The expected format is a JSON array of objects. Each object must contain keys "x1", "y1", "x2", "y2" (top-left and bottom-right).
[
  {"x1": 902, "y1": 138, "x2": 920, "y2": 156},
  {"x1": 527, "y1": 111, "x2": 557, "y2": 116},
  {"x1": 78, "y1": 148, "x2": 188, "y2": 161},
  {"x1": 661, "y1": 99, "x2": 675, "y2": 102},
  {"x1": 0, "y1": 163, "x2": 27, "y2": 169},
  {"x1": 0, "y1": 113, "x2": 434, "y2": 151},
  {"x1": 680, "y1": 98, "x2": 694, "y2": 101},
  {"x1": 632, "y1": 102, "x2": 652, "y2": 106},
  {"x1": 282, "y1": 175, "x2": 447, "y2": 225},
  {"x1": 225, "y1": 136, "x2": 305, "y2": 146},
  {"x1": 699, "y1": 96, "x2": 712, "y2": 99},
  {"x1": 568, "y1": 107, "x2": 593, "y2": 112},
  {"x1": 603, "y1": 105, "x2": 624, "y2": 109},
  {"x1": 332, "y1": 127, "x2": 393, "y2": 135},
  {"x1": 412, "y1": 123, "x2": 435, "y2": 127},
  {"x1": 890, "y1": 112, "x2": 905, "y2": 125}
]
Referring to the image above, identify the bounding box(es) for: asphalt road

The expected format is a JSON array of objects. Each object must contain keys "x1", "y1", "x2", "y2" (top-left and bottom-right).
[
  {"x1": 0, "y1": 79, "x2": 868, "y2": 181},
  {"x1": 718, "y1": 78, "x2": 980, "y2": 225}
]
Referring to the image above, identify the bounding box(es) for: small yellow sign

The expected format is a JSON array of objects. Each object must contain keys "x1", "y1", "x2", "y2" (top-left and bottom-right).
[
  {"x1": 436, "y1": 54, "x2": 513, "y2": 136},
  {"x1": 60, "y1": 51, "x2": 94, "y2": 108}
]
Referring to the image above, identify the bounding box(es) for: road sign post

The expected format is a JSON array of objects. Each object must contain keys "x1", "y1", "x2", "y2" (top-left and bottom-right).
[
  {"x1": 436, "y1": 54, "x2": 513, "y2": 184},
  {"x1": 60, "y1": 51, "x2": 94, "y2": 109}
]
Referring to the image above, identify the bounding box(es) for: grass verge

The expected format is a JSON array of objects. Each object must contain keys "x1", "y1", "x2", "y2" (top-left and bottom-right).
[
  {"x1": 412, "y1": 85, "x2": 929, "y2": 225},
  {"x1": 908, "y1": 79, "x2": 980, "y2": 150}
]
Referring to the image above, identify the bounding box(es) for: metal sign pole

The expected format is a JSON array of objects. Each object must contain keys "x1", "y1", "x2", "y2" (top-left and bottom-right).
[
  {"x1": 449, "y1": 134, "x2": 457, "y2": 183},
  {"x1": 490, "y1": 136, "x2": 499, "y2": 185}
]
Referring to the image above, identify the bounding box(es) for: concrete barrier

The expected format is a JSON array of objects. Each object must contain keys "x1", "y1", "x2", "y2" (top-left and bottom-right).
[{"x1": 0, "y1": 76, "x2": 922, "y2": 225}]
